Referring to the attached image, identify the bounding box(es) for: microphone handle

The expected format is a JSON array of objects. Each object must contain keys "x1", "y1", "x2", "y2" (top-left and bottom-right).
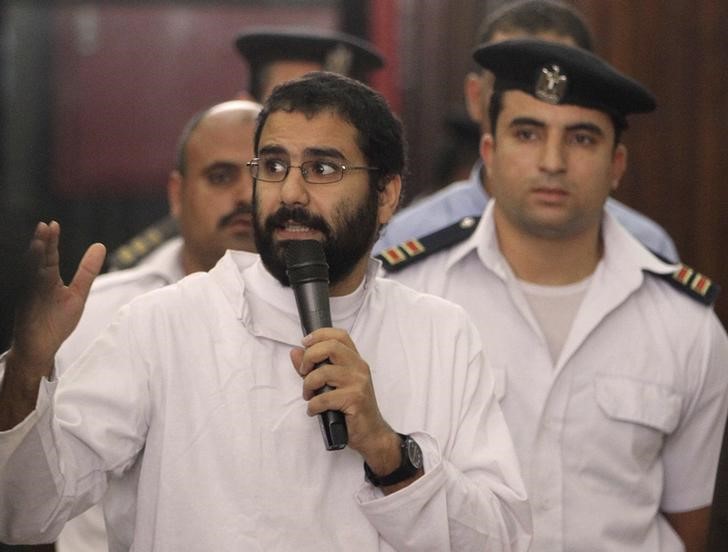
[
  {"x1": 294, "y1": 282, "x2": 348, "y2": 450},
  {"x1": 314, "y1": 360, "x2": 348, "y2": 450}
]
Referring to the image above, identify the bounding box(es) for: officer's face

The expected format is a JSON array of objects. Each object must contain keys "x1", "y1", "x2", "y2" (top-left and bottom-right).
[
  {"x1": 169, "y1": 106, "x2": 258, "y2": 273},
  {"x1": 252, "y1": 109, "x2": 394, "y2": 295},
  {"x1": 482, "y1": 90, "x2": 626, "y2": 241}
]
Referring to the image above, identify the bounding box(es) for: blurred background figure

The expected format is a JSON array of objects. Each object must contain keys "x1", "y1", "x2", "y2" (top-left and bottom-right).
[
  {"x1": 106, "y1": 26, "x2": 384, "y2": 272},
  {"x1": 234, "y1": 26, "x2": 384, "y2": 101},
  {"x1": 432, "y1": 111, "x2": 481, "y2": 196}
]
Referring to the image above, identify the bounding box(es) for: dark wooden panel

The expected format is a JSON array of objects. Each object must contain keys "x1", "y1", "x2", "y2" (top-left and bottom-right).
[{"x1": 573, "y1": 0, "x2": 728, "y2": 322}]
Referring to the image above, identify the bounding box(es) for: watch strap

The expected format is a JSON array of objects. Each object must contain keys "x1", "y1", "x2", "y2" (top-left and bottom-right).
[{"x1": 363, "y1": 433, "x2": 422, "y2": 487}]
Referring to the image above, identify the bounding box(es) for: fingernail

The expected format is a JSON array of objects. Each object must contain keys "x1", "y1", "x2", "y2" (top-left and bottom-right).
[{"x1": 302, "y1": 334, "x2": 312, "y2": 346}]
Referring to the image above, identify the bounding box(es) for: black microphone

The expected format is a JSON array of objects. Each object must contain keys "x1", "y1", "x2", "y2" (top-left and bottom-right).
[{"x1": 284, "y1": 239, "x2": 348, "y2": 451}]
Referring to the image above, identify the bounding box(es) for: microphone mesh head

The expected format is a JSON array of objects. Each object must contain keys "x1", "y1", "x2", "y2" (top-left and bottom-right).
[{"x1": 284, "y1": 240, "x2": 329, "y2": 285}]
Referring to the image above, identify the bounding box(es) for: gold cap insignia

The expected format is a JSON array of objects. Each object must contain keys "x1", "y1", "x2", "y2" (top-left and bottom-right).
[
  {"x1": 325, "y1": 44, "x2": 354, "y2": 76},
  {"x1": 535, "y1": 64, "x2": 568, "y2": 104}
]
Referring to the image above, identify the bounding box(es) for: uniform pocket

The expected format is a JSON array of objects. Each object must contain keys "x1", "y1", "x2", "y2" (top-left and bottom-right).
[{"x1": 595, "y1": 375, "x2": 682, "y2": 434}]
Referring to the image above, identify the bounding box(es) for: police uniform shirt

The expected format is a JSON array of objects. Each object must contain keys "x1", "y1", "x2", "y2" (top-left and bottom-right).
[{"x1": 385, "y1": 200, "x2": 728, "y2": 550}]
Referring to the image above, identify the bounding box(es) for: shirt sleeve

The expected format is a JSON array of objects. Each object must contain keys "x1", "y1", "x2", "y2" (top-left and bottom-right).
[
  {"x1": 0, "y1": 305, "x2": 150, "y2": 544},
  {"x1": 0, "y1": 352, "x2": 67, "y2": 544},
  {"x1": 661, "y1": 310, "x2": 728, "y2": 512},
  {"x1": 355, "y1": 319, "x2": 532, "y2": 551}
]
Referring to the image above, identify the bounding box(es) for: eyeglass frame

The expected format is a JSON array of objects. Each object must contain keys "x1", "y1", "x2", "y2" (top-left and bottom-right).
[{"x1": 246, "y1": 157, "x2": 380, "y2": 184}]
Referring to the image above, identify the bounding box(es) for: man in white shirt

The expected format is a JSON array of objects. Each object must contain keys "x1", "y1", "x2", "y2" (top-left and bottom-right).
[
  {"x1": 383, "y1": 40, "x2": 728, "y2": 551},
  {"x1": 0, "y1": 72, "x2": 530, "y2": 551}
]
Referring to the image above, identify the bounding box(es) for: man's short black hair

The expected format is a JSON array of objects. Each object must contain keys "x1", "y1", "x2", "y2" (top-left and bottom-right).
[{"x1": 254, "y1": 71, "x2": 406, "y2": 193}]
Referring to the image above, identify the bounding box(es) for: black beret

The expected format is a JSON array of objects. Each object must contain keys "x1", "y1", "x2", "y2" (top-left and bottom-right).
[
  {"x1": 473, "y1": 39, "x2": 656, "y2": 120},
  {"x1": 235, "y1": 26, "x2": 384, "y2": 79}
]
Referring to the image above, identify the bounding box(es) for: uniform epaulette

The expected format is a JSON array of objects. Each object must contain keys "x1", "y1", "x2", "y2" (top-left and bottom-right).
[
  {"x1": 376, "y1": 216, "x2": 480, "y2": 272},
  {"x1": 648, "y1": 263, "x2": 721, "y2": 306},
  {"x1": 106, "y1": 215, "x2": 179, "y2": 272}
]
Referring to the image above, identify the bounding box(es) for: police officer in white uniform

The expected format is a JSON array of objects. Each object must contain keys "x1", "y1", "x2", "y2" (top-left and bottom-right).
[{"x1": 382, "y1": 39, "x2": 728, "y2": 551}]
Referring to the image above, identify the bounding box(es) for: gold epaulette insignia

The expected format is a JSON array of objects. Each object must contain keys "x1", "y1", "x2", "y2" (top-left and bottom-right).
[
  {"x1": 650, "y1": 263, "x2": 720, "y2": 305},
  {"x1": 106, "y1": 216, "x2": 179, "y2": 272}
]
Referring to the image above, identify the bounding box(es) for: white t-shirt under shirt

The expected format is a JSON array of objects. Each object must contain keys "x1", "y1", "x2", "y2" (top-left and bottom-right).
[{"x1": 518, "y1": 276, "x2": 592, "y2": 364}]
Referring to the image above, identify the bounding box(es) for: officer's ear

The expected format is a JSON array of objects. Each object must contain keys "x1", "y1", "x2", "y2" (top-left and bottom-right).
[
  {"x1": 464, "y1": 72, "x2": 485, "y2": 123},
  {"x1": 610, "y1": 144, "x2": 628, "y2": 192},
  {"x1": 167, "y1": 170, "x2": 183, "y2": 221},
  {"x1": 465, "y1": 71, "x2": 495, "y2": 126}
]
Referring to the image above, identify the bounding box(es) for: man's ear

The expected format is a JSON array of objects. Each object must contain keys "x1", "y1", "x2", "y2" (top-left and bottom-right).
[
  {"x1": 480, "y1": 133, "x2": 495, "y2": 175},
  {"x1": 464, "y1": 72, "x2": 485, "y2": 123},
  {"x1": 167, "y1": 170, "x2": 183, "y2": 220},
  {"x1": 610, "y1": 144, "x2": 628, "y2": 192},
  {"x1": 377, "y1": 175, "x2": 402, "y2": 226}
]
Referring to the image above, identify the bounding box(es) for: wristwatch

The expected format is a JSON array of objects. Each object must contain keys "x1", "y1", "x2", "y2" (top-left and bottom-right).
[{"x1": 364, "y1": 433, "x2": 423, "y2": 487}]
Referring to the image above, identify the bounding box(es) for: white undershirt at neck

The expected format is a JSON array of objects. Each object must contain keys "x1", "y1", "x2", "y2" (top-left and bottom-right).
[{"x1": 517, "y1": 275, "x2": 593, "y2": 364}]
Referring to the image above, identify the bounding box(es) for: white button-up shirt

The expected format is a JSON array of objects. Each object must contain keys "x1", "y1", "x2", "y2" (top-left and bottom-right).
[
  {"x1": 388, "y1": 201, "x2": 728, "y2": 551},
  {"x1": 0, "y1": 250, "x2": 531, "y2": 551}
]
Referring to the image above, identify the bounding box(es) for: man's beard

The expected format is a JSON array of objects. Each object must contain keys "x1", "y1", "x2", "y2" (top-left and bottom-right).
[{"x1": 253, "y1": 185, "x2": 380, "y2": 287}]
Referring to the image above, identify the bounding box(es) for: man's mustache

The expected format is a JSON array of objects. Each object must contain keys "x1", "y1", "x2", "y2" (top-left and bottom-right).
[
  {"x1": 218, "y1": 203, "x2": 253, "y2": 228},
  {"x1": 263, "y1": 205, "x2": 331, "y2": 237}
]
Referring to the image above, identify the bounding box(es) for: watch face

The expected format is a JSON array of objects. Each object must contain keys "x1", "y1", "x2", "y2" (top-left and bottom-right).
[{"x1": 406, "y1": 438, "x2": 423, "y2": 469}]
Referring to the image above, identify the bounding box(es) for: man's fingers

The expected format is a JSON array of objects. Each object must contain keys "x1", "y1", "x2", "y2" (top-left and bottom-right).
[
  {"x1": 44, "y1": 220, "x2": 61, "y2": 270},
  {"x1": 290, "y1": 347, "x2": 304, "y2": 375},
  {"x1": 70, "y1": 243, "x2": 106, "y2": 300},
  {"x1": 302, "y1": 327, "x2": 358, "y2": 352}
]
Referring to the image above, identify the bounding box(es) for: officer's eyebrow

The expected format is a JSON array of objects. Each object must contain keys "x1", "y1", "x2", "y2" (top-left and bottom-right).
[{"x1": 509, "y1": 117, "x2": 605, "y2": 137}]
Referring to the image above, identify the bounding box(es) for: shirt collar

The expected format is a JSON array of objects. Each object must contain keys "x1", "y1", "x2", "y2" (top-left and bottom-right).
[
  {"x1": 210, "y1": 250, "x2": 379, "y2": 345},
  {"x1": 601, "y1": 210, "x2": 678, "y2": 276},
  {"x1": 448, "y1": 200, "x2": 677, "y2": 283},
  {"x1": 443, "y1": 200, "x2": 511, "y2": 278}
]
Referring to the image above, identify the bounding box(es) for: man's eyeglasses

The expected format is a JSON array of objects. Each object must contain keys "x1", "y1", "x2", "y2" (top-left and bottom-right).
[{"x1": 247, "y1": 156, "x2": 379, "y2": 184}]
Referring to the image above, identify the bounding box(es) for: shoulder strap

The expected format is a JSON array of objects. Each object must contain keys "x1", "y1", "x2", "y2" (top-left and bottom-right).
[
  {"x1": 106, "y1": 215, "x2": 179, "y2": 271},
  {"x1": 646, "y1": 263, "x2": 720, "y2": 305},
  {"x1": 377, "y1": 216, "x2": 479, "y2": 273}
]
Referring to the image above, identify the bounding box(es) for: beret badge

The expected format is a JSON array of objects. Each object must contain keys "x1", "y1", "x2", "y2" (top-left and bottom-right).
[{"x1": 535, "y1": 64, "x2": 568, "y2": 104}]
